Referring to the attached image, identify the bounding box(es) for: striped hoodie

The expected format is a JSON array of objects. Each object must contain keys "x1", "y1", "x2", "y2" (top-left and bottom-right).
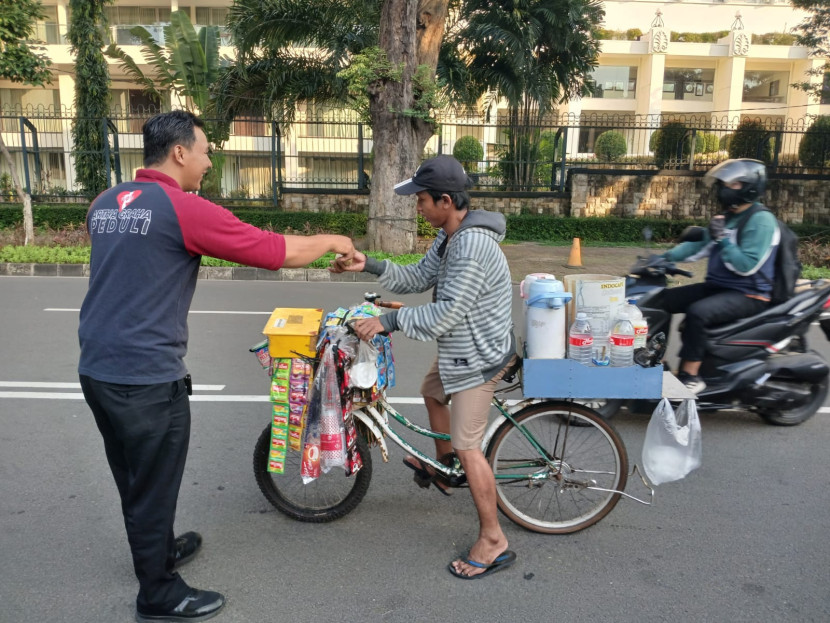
[{"x1": 366, "y1": 210, "x2": 514, "y2": 394}]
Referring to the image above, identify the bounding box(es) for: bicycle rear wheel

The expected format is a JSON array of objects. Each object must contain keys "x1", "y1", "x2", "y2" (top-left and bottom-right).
[
  {"x1": 486, "y1": 401, "x2": 628, "y2": 534},
  {"x1": 253, "y1": 424, "x2": 373, "y2": 522}
]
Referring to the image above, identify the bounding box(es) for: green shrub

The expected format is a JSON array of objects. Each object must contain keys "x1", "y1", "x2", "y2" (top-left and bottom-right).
[
  {"x1": 593, "y1": 131, "x2": 628, "y2": 161},
  {"x1": 719, "y1": 133, "x2": 732, "y2": 151},
  {"x1": 701, "y1": 133, "x2": 721, "y2": 154},
  {"x1": 452, "y1": 136, "x2": 484, "y2": 172},
  {"x1": 649, "y1": 130, "x2": 661, "y2": 153},
  {"x1": 798, "y1": 116, "x2": 830, "y2": 169},
  {"x1": 728, "y1": 119, "x2": 774, "y2": 163},
  {"x1": 653, "y1": 121, "x2": 690, "y2": 168}
]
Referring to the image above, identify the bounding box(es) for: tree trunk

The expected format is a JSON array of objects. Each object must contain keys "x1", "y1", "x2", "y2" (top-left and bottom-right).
[
  {"x1": 0, "y1": 133, "x2": 35, "y2": 246},
  {"x1": 366, "y1": 0, "x2": 447, "y2": 253}
]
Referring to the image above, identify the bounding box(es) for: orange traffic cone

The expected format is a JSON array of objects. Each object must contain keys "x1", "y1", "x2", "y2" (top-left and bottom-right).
[{"x1": 565, "y1": 237, "x2": 583, "y2": 268}]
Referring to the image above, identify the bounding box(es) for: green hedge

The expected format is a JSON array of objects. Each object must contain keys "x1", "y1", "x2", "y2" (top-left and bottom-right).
[
  {"x1": 504, "y1": 215, "x2": 830, "y2": 244},
  {"x1": 3, "y1": 205, "x2": 828, "y2": 245}
]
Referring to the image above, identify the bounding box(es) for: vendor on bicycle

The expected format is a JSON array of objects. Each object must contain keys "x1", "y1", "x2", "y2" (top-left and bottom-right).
[{"x1": 331, "y1": 155, "x2": 517, "y2": 580}]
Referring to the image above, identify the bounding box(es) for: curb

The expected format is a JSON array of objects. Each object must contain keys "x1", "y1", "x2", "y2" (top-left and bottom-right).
[{"x1": 0, "y1": 263, "x2": 380, "y2": 282}]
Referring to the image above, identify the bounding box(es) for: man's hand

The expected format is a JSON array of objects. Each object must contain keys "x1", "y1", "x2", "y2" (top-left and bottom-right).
[
  {"x1": 330, "y1": 250, "x2": 367, "y2": 273},
  {"x1": 708, "y1": 215, "x2": 726, "y2": 242},
  {"x1": 352, "y1": 316, "x2": 384, "y2": 341}
]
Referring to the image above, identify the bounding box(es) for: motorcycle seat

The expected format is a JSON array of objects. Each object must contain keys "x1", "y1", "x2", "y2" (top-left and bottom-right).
[{"x1": 706, "y1": 288, "x2": 820, "y2": 338}]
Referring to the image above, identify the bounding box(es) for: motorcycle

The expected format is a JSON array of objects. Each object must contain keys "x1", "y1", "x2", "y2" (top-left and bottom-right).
[{"x1": 593, "y1": 245, "x2": 830, "y2": 426}]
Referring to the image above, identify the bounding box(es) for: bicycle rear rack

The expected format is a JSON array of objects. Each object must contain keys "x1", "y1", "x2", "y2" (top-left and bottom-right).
[{"x1": 587, "y1": 464, "x2": 655, "y2": 506}]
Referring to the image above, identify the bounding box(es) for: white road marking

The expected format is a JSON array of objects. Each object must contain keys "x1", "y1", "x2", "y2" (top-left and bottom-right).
[
  {"x1": 44, "y1": 308, "x2": 271, "y2": 315},
  {"x1": 0, "y1": 381, "x2": 224, "y2": 390},
  {"x1": 0, "y1": 391, "x2": 423, "y2": 403}
]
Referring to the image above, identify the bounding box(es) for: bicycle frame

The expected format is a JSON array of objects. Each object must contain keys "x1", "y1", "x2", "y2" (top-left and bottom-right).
[
  {"x1": 353, "y1": 387, "x2": 571, "y2": 484},
  {"x1": 353, "y1": 391, "x2": 654, "y2": 504}
]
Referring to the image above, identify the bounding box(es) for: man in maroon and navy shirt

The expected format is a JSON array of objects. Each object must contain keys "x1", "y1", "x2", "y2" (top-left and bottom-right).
[{"x1": 78, "y1": 111, "x2": 355, "y2": 622}]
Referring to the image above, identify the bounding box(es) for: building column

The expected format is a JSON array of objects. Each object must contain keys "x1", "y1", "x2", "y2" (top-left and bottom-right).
[
  {"x1": 788, "y1": 58, "x2": 825, "y2": 119},
  {"x1": 57, "y1": 74, "x2": 76, "y2": 192},
  {"x1": 714, "y1": 30, "x2": 750, "y2": 126},
  {"x1": 559, "y1": 98, "x2": 582, "y2": 157},
  {"x1": 638, "y1": 26, "x2": 669, "y2": 155}
]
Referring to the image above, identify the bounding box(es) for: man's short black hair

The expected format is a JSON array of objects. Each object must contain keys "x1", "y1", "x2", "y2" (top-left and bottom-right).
[
  {"x1": 427, "y1": 190, "x2": 470, "y2": 211},
  {"x1": 142, "y1": 111, "x2": 206, "y2": 167}
]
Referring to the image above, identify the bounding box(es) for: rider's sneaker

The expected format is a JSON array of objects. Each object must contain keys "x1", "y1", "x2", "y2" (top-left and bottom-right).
[{"x1": 677, "y1": 371, "x2": 706, "y2": 394}]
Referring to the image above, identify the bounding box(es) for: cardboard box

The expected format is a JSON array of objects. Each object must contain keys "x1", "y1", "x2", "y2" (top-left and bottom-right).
[{"x1": 262, "y1": 308, "x2": 324, "y2": 358}]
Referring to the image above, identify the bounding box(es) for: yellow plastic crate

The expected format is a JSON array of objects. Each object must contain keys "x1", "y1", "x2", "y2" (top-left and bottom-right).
[{"x1": 262, "y1": 308, "x2": 324, "y2": 358}]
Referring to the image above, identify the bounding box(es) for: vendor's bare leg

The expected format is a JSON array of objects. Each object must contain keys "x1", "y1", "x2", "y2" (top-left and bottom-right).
[
  {"x1": 450, "y1": 447, "x2": 508, "y2": 577},
  {"x1": 403, "y1": 397, "x2": 452, "y2": 491},
  {"x1": 425, "y1": 396, "x2": 453, "y2": 458}
]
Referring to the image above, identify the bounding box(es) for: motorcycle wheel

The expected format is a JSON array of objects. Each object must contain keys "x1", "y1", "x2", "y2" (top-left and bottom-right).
[
  {"x1": 757, "y1": 376, "x2": 828, "y2": 426},
  {"x1": 574, "y1": 399, "x2": 624, "y2": 420}
]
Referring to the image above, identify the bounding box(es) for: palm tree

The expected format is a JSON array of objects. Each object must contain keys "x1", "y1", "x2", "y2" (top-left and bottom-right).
[
  {"x1": 218, "y1": 0, "x2": 602, "y2": 249},
  {"x1": 105, "y1": 10, "x2": 231, "y2": 195},
  {"x1": 440, "y1": 0, "x2": 604, "y2": 190}
]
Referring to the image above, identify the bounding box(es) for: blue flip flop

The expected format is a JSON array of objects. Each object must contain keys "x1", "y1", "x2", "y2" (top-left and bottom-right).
[{"x1": 448, "y1": 550, "x2": 517, "y2": 579}]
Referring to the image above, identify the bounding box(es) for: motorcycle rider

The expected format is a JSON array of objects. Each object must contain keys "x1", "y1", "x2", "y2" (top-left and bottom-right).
[{"x1": 658, "y1": 159, "x2": 779, "y2": 393}]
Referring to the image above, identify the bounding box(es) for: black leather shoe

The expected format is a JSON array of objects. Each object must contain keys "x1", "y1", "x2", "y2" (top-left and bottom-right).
[
  {"x1": 173, "y1": 532, "x2": 202, "y2": 569},
  {"x1": 135, "y1": 589, "x2": 225, "y2": 622}
]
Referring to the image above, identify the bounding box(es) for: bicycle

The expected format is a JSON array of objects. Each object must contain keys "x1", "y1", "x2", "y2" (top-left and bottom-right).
[{"x1": 253, "y1": 299, "x2": 652, "y2": 535}]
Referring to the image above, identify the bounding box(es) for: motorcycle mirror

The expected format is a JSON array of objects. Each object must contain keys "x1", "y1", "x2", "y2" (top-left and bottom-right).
[{"x1": 679, "y1": 226, "x2": 706, "y2": 243}]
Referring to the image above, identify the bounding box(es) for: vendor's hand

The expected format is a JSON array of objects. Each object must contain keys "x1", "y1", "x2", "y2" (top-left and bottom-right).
[
  {"x1": 352, "y1": 316, "x2": 384, "y2": 341},
  {"x1": 330, "y1": 250, "x2": 367, "y2": 273},
  {"x1": 708, "y1": 215, "x2": 726, "y2": 242}
]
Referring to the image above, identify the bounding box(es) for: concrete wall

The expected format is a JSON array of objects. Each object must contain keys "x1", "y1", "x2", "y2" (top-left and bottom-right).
[{"x1": 281, "y1": 173, "x2": 830, "y2": 224}]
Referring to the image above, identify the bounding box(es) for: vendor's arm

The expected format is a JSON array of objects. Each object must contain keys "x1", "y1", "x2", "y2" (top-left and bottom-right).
[
  {"x1": 394, "y1": 253, "x2": 487, "y2": 342},
  {"x1": 718, "y1": 210, "x2": 777, "y2": 274},
  {"x1": 331, "y1": 234, "x2": 445, "y2": 294}
]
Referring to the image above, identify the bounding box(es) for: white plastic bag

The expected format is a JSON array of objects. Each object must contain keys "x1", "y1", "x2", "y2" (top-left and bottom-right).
[
  {"x1": 641, "y1": 398, "x2": 702, "y2": 485},
  {"x1": 350, "y1": 340, "x2": 378, "y2": 389}
]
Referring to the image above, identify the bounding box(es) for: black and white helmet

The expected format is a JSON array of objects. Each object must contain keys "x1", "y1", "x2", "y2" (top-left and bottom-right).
[{"x1": 703, "y1": 159, "x2": 767, "y2": 204}]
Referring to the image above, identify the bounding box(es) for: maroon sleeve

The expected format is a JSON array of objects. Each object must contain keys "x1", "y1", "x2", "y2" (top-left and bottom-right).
[{"x1": 167, "y1": 188, "x2": 286, "y2": 270}]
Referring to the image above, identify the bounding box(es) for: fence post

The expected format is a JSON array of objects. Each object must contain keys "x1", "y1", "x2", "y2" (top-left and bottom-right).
[
  {"x1": 558, "y1": 127, "x2": 568, "y2": 193},
  {"x1": 770, "y1": 131, "x2": 782, "y2": 172},
  {"x1": 357, "y1": 123, "x2": 365, "y2": 190},
  {"x1": 102, "y1": 118, "x2": 112, "y2": 189},
  {"x1": 688, "y1": 129, "x2": 697, "y2": 171},
  {"x1": 106, "y1": 119, "x2": 122, "y2": 184},
  {"x1": 271, "y1": 121, "x2": 281, "y2": 208},
  {"x1": 18, "y1": 117, "x2": 30, "y2": 193}
]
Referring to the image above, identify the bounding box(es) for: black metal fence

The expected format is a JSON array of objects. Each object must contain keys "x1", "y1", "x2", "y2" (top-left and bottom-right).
[{"x1": 1, "y1": 107, "x2": 827, "y2": 206}]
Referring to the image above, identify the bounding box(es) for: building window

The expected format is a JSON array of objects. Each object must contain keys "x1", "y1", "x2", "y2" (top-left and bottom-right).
[
  {"x1": 662, "y1": 68, "x2": 715, "y2": 102},
  {"x1": 585, "y1": 66, "x2": 637, "y2": 100},
  {"x1": 34, "y1": 6, "x2": 61, "y2": 44},
  {"x1": 821, "y1": 73, "x2": 830, "y2": 106},
  {"x1": 743, "y1": 70, "x2": 788, "y2": 104}
]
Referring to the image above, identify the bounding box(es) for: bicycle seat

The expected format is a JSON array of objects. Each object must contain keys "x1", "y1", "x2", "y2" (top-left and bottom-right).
[{"x1": 501, "y1": 356, "x2": 523, "y2": 383}]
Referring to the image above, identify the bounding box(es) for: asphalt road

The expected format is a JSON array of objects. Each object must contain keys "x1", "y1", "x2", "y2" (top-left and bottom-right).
[{"x1": 1, "y1": 277, "x2": 829, "y2": 623}]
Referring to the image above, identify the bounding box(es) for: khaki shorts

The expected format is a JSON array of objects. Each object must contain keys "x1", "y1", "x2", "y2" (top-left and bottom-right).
[{"x1": 419, "y1": 355, "x2": 517, "y2": 451}]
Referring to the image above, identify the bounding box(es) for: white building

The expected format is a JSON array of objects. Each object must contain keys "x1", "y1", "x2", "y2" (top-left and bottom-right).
[{"x1": 0, "y1": 0, "x2": 827, "y2": 195}]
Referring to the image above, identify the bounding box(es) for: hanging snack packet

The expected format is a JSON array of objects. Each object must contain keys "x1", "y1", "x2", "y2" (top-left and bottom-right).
[
  {"x1": 300, "y1": 359, "x2": 323, "y2": 484},
  {"x1": 319, "y1": 346, "x2": 346, "y2": 472}
]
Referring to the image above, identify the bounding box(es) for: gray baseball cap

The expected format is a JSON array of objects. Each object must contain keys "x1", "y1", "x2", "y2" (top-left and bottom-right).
[{"x1": 393, "y1": 155, "x2": 472, "y2": 195}]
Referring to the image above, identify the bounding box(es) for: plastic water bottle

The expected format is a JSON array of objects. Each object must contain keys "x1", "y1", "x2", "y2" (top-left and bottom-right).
[
  {"x1": 568, "y1": 312, "x2": 594, "y2": 366},
  {"x1": 609, "y1": 310, "x2": 635, "y2": 367},
  {"x1": 625, "y1": 299, "x2": 649, "y2": 350}
]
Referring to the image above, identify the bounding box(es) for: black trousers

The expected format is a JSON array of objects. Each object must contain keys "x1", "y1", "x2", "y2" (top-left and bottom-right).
[
  {"x1": 659, "y1": 282, "x2": 769, "y2": 362},
  {"x1": 80, "y1": 375, "x2": 191, "y2": 611}
]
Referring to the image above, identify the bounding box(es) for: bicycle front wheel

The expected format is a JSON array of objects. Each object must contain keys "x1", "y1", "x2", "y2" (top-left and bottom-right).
[
  {"x1": 486, "y1": 401, "x2": 628, "y2": 534},
  {"x1": 253, "y1": 424, "x2": 373, "y2": 522}
]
